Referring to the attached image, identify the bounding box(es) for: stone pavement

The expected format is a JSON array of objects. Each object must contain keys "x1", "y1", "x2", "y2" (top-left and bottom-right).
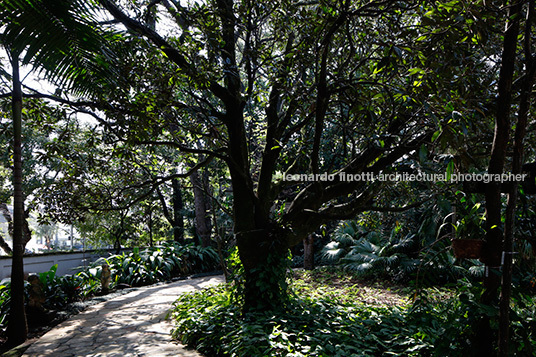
[{"x1": 22, "y1": 275, "x2": 224, "y2": 357}]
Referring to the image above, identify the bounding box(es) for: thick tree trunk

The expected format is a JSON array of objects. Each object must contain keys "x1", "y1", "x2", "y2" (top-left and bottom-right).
[
  {"x1": 190, "y1": 170, "x2": 211, "y2": 247},
  {"x1": 222, "y1": 97, "x2": 291, "y2": 310},
  {"x1": 6, "y1": 52, "x2": 28, "y2": 347},
  {"x1": 236, "y1": 226, "x2": 289, "y2": 311},
  {"x1": 303, "y1": 234, "x2": 315, "y2": 270},
  {"x1": 172, "y1": 178, "x2": 184, "y2": 243}
]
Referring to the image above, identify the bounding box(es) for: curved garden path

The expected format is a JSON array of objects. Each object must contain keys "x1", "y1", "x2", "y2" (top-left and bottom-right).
[{"x1": 22, "y1": 275, "x2": 224, "y2": 357}]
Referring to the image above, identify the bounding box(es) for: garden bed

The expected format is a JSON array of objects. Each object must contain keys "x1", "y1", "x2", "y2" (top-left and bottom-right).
[{"x1": 171, "y1": 267, "x2": 535, "y2": 356}]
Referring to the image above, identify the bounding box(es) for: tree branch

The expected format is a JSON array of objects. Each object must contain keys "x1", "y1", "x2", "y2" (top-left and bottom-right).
[
  {"x1": 131, "y1": 140, "x2": 228, "y2": 160},
  {"x1": 97, "y1": 0, "x2": 230, "y2": 103}
]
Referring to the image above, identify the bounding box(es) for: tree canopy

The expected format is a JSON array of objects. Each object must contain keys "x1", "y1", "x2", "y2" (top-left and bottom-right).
[{"x1": 1, "y1": 0, "x2": 536, "y2": 351}]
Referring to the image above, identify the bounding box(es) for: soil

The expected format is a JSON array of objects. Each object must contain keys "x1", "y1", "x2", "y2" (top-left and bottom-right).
[{"x1": 290, "y1": 267, "x2": 416, "y2": 307}]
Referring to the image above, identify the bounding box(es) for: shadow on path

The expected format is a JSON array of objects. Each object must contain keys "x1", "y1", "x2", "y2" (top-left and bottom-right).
[{"x1": 22, "y1": 275, "x2": 224, "y2": 357}]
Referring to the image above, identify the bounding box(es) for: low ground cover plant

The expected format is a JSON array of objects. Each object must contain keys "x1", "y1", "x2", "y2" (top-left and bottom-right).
[{"x1": 171, "y1": 269, "x2": 536, "y2": 356}]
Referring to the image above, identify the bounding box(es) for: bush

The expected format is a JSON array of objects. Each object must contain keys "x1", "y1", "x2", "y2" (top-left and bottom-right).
[
  {"x1": 0, "y1": 242, "x2": 220, "y2": 333},
  {"x1": 87, "y1": 241, "x2": 220, "y2": 287},
  {"x1": 0, "y1": 283, "x2": 10, "y2": 332},
  {"x1": 321, "y1": 219, "x2": 484, "y2": 285},
  {"x1": 36, "y1": 264, "x2": 83, "y2": 310},
  {"x1": 0, "y1": 264, "x2": 85, "y2": 333}
]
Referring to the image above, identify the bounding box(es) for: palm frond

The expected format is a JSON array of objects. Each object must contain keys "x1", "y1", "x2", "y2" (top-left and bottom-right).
[
  {"x1": 468, "y1": 263, "x2": 485, "y2": 277},
  {"x1": 320, "y1": 241, "x2": 344, "y2": 262},
  {"x1": 344, "y1": 261, "x2": 373, "y2": 273},
  {"x1": 0, "y1": 0, "x2": 122, "y2": 97}
]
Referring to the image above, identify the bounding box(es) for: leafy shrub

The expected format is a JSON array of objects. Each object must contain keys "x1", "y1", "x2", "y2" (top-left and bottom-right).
[
  {"x1": 87, "y1": 241, "x2": 219, "y2": 287},
  {"x1": 0, "y1": 265, "x2": 85, "y2": 333},
  {"x1": 76, "y1": 266, "x2": 103, "y2": 297},
  {"x1": 225, "y1": 246, "x2": 292, "y2": 311},
  {"x1": 171, "y1": 284, "x2": 430, "y2": 356},
  {"x1": 36, "y1": 264, "x2": 83, "y2": 310},
  {"x1": 322, "y1": 221, "x2": 420, "y2": 282},
  {"x1": 0, "y1": 282, "x2": 10, "y2": 332}
]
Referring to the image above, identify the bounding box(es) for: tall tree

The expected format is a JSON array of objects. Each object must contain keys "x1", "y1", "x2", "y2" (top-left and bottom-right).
[
  {"x1": 497, "y1": 2, "x2": 536, "y2": 355},
  {"x1": 2, "y1": 0, "x2": 499, "y2": 310},
  {"x1": 472, "y1": 2, "x2": 521, "y2": 354},
  {"x1": 91, "y1": 0, "x2": 471, "y2": 309},
  {"x1": 172, "y1": 177, "x2": 185, "y2": 243},
  {"x1": 0, "y1": 0, "x2": 122, "y2": 345},
  {"x1": 4, "y1": 49, "x2": 28, "y2": 346}
]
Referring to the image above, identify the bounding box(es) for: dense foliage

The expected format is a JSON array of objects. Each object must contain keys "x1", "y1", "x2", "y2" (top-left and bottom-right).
[
  {"x1": 2, "y1": 0, "x2": 508, "y2": 312},
  {"x1": 171, "y1": 276, "x2": 536, "y2": 356},
  {"x1": 0, "y1": 0, "x2": 536, "y2": 351},
  {"x1": 318, "y1": 194, "x2": 486, "y2": 285},
  {"x1": 93, "y1": 242, "x2": 219, "y2": 287}
]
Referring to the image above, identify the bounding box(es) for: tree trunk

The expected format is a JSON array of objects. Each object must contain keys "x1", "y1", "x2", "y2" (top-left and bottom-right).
[
  {"x1": 210, "y1": 197, "x2": 229, "y2": 281},
  {"x1": 202, "y1": 171, "x2": 213, "y2": 239},
  {"x1": 114, "y1": 236, "x2": 122, "y2": 254},
  {"x1": 0, "y1": 232, "x2": 12, "y2": 255},
  {"x1": 6, "y1": 52, "x2": 28, "y2": 347},
  {"x1": 498, "y1": 5, "x2": 536, "y2": 352},
  {"x1": 172, "y1": 178, "x2": 184, "y2": 243},
  {"x1": 190, "y1": 170, "x2": 211, "y2": 247},
  {"x1": 148, "y1": 204, "x2": 153, "y2": 247},
  {"x1": 236, "y1": 227, "x2": 289, "y2": 311},
  {"x1": 477, "y1": 3, "x2": 521, "y2": 354},
  {"x1": 113, "y1": 216, "x2": 124, "y2": 254},
  {"x1": 303, "y1": 234, "x2": 315, "y2": 270}
]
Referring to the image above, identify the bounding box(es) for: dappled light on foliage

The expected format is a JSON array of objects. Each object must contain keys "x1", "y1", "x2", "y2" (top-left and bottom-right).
[
  {"x1": 0, "y1": 0, "x2": 536, "y2": 353},
  {"x1": 171, "y1": 274, "x2": 536, "y2": 356}
]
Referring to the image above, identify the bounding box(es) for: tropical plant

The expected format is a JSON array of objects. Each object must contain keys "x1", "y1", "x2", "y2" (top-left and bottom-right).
[
  {"x1": 450, "y1": 192, "x2": 487, "y2": 240},
  {"x1": 322, "y1": 198, "x2": 486, "y2": 285},
  {"x1": 0, "y1": 283, "x2": 11, "y2": 329},
  {"x1": 36, "y1": 264, "x2": 82, "y2": 310},
  {"x1": 0, "y1": 0, "x2": 122, "y2": 344},
  {"x1": 322, "y1": 222, "x2": 419, "y2": 282},
  {"x1": 170, "y1": 278, "x2": 536, "y2": 356},
  {"x1": 86, "y1": 241, "x2": 219, "y2": 287}
]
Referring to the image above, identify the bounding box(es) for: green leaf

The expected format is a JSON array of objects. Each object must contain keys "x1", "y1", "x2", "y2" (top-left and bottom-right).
[{"x1": 431, "y1": 130, "x2": 441, "y2": 143}]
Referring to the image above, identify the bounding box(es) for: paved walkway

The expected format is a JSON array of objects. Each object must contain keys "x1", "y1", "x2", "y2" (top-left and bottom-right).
[{"x1": 22, "y1": 275, "x2": 224, "y2": 357}]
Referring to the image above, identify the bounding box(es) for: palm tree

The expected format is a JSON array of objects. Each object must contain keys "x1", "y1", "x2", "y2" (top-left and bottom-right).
[
  {"x1": 0, "y1": 0, "x2": 119, "y2": 345},
  {"x1": 4, "y1": 49, "x2": 28, "y2": 347}
]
